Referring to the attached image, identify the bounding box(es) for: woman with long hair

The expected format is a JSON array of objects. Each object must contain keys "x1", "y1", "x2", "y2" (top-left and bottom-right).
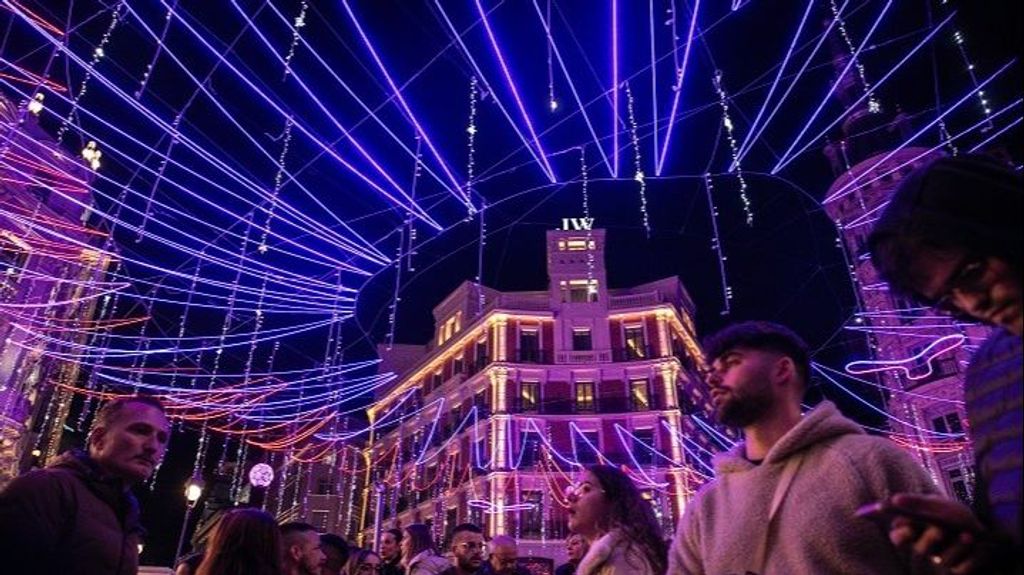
[
  {"x1": 400, "y1": 524, "x2": 450, "y2": 575},
  {"x1": 566, "y1": 465, "x2": 667, "y2": 575},
  {"x1": 195, "y1": 508, "x2": 283, "y2": 575}
]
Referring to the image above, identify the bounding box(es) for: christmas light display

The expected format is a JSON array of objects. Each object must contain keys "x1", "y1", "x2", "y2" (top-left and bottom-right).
[{"x1": 0, "y1": 1, "x2": 1017, "y2": 553}]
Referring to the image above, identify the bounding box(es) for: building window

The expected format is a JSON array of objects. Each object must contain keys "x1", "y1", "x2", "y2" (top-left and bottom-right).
[
  {"x1": 520, "y1": 381, "x2": 539, "y2": 412},
  {"x1": 630, "y1": 379, "x2": 650, "y2": 411},
  {"x1": 561, "y1": 279, "x2": 598, "y2": 303},
  {"x1": 445, "y1": 507, "x2": 458, "y2": 537},
  {"x1": 558, "y1": 237, "x2": 595, "y2": 251},
  {"x1": 946, "y1": 467, "x2": 973, "y2": 504},
  {"x1": 575, "y1": 381, "x2": 595, "y2": 413},
  {"x1": 624, "y1": 325, "x2": 647, "y2": 359},
  {"x1": 572, "y1": 328, "x2": 592, "y2": 351},
  {"x1": 439, "y1": 312, "x2": 462, "y2": 345},
  {"x1": 632, "y1": 428, "x2": 656, "y2": 466},
  {"x1": 519, "y1": 328, "x2": 540, "y2": 362},
  {"x1": 932, "y1": 412, "x2": 964, "y2": 434},
  {"x1": 453, "y1": 356, "x2": 464, "y2": 376},
  {"x1": 316, "y1": 477, "x2": 334, "y2": 495},
  {"x1": 519, "y1": 433, "x2": 541, "y2": 467},
  {"x1": 475, "y1": 339, "x2": 488, "y2": 369},
  {"x1": 430, "y1": 371, "x2": 443, "y2": 392},
  {"x1": 520, "y1": 490, "x2": 543, "y2": 537},
  {"x1": 474, "y1": 390, "x2": 489, "y2": 417},
  {"x1": 574, "y1": 429, "x2": 601, "y2": 464},
  {"x1": 310, "y1": 510, "x2": 330, "y2": 531}
]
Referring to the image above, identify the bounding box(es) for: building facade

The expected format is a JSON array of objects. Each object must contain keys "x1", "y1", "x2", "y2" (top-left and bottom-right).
[
  {"x1": 358, "y1": 227, "x2": 721, "y2": 562},
  {"x1": 824, "y1": 147, "x2": 986, "y2": 503},
  {"x1": 0, "y1": 95, "x2": 112, "y2": 485}
]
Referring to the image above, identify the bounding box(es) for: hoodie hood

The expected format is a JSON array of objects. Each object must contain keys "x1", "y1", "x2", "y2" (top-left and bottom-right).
[{"x1": 713, "y1": 401, "x2": 864, "y2": 474}]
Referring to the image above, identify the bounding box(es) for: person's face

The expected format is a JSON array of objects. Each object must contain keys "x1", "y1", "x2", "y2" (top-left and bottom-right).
[
  {"x1": 321, "y1": 545, "x2": 345, "y2": 575},
  {"x1": 488, "y1": 544, "x2": 517, "y2": 574},
  {"x1": 89, "y1": 402, "x2": 170, "y2": 483},
  {"x1": 566, "y1": 534, "x2": 586, "y2": 563},
  {"x1": 705, "y1": 348, "x2": 780, "y2": 428},
  {"x1": 356, "y1": 554, "x2": 381, "y2": 575},
  {"x1": 380, "y1": 533, "x2": 399, "y2": 561},
  {"x1": 566, "y1": 471, "x2": 610, "y2": 537},
  {"x1": 910, "y1": 251, "x2": 1022, "y2": 336},
  {"x1": 451, "y1": 531, "x2": 484, "y2": 572},
  {"x1": 400, "y1": 531, "x2": 413, "y2": 561},
  {"x1": 288, "y1": 531, "x2": 325, "y2": 575}
]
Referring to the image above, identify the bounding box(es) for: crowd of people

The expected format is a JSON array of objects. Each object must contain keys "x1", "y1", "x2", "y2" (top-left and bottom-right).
[{"x1": 0, "y1": 155, "x2": 1019, "y2": 574}]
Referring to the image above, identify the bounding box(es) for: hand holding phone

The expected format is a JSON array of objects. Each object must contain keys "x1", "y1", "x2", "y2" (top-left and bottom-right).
[{"x1": 857, "y1": 494, "x2": 994, "y2": 574}]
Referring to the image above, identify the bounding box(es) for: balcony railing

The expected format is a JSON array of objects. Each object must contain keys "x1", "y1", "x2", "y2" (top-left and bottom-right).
[
  {"x1": 609, "y1": 291, "x2": 661, "y2": 309},
  {"x1": 556, "y1": 349, "x2": 612, "y2": 364},
  {"x1": 512, "y1": 349, "x2": 553, "y2": 364}
]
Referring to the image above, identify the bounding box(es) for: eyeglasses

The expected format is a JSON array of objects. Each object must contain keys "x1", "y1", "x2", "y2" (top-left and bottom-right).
[
  {"x1": 357, "y1": 564, "x2": 382, "y2": 573},
  {"x1": 456, "y1": 541, "x2": 485, "y2": 552},
  {"x1": 924, "y1": 256, "x2": 989, "y2": 314}
]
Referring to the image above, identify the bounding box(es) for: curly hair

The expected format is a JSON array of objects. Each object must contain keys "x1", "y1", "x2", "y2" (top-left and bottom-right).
[
  {"x1": 586, "y1": 465, "x2": 667, "y2": 574},
  {"x1": 868, "y1": 154, "x2": 1022, "y2": 301}
]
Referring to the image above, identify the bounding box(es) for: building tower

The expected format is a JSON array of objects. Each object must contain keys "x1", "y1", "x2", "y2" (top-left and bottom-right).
[
  {"x1": 820, "y1": 31, "x2": 984, "y2": 501},
  {"x1": 359, "y1": 225, "x2": 720, "y2": 565}
]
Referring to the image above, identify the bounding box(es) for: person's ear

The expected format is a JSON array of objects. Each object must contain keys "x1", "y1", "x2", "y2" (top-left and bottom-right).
[
  {"x1": 773, "y1": 356, "x2": 796, "y2": 385},
  {"x1": 89, "y1": 426, "x2": 108, "y2": 452}
]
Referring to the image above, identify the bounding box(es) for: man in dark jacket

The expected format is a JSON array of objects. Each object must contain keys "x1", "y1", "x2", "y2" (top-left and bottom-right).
[{"x1": 0, "y1": 395, "x2": 170, "y2": 575}]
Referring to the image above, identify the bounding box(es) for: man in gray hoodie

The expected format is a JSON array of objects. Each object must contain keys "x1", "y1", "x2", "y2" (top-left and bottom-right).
[{"x1": 668, "y1": 321, "x2": 939, "y2": 575}]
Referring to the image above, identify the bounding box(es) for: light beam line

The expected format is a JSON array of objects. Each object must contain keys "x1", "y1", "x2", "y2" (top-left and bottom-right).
[
  {"x1": 656, "y1": 0, "x2": 701, "y2": 176},
  {"x1": 774, "y1": 11, "x2": 956, "y2": 173},
  {"x1": 826, "y1": 60, "x2": 1016, "y2": 202},
  {"x1": 732, "y1": 0, "x2": 816, "y2": 167},
  {"x1": 434, "y1": 0, "x2": 555, "y2": 182},
  {"x1": 142, "y1": 0, "x2": 442, "y2": 229},
  {"x1": 472, "y1": 0, "x2": 557, "y2": 182},
  {"x1": 340, "y1": 0, "x2": 473, "y2": 210},
  {"x1": 530, "y1": 0, "x2": 613, "y2": 175},
  {"x1": 771, "y1": 0, "x2": 894, "y2": 174},
  {"x1": 1, "y1": 3, "x2": 396, "y2": 259}
]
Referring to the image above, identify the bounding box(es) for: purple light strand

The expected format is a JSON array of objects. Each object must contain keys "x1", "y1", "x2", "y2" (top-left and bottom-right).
[
  {"x1": 771, "y1": 0, "x2": 894, "y2": 174},
  {"x1": 655, "y1": 0, "x2": 701, "y2": 176}
]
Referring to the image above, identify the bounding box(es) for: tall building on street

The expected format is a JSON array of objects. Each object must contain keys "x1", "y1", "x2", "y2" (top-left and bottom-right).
[
  {"x1": 820, "y1": 43, "x2": 987, "y2": 502},
  {"x1": 359, "y1": 227, "x2": 722, "y2": 562}
]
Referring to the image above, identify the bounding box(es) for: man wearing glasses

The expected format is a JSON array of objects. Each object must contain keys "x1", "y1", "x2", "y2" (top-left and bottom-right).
[
  {"x1": 868, "y1": 154, "x2": 1022, "y2": 574},
  {"x1": 439, "y1": 523, "x2": 485, "y2": 575}
]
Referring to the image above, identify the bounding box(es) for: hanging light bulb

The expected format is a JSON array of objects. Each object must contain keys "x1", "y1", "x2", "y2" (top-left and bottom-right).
[
  {"x1": 81, "y1": 141, "x2": 102, "y2": 170},
  {"x1": 27, "y1": 93, "x2": 44, "y2": 115}
]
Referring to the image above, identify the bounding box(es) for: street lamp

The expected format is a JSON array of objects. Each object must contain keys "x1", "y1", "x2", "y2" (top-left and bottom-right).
[{"x1": 173, "y1": 473, "x2": 205, "y2": 565}]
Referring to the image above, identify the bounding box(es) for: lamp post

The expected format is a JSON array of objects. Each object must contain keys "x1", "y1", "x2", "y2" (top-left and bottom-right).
[{"x1": 173, "y1": 473, "x2": 205, "y2": 565}]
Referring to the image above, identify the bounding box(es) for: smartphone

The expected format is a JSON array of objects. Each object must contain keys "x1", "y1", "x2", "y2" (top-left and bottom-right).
[{"x1": 855, "y1": 501, "x2": 980, "y2": 533}]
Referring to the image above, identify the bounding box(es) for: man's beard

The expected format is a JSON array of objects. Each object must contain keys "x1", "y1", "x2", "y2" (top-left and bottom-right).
[{"x1": 715, "y1": 386, "x2": 773, "y2": 428}]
